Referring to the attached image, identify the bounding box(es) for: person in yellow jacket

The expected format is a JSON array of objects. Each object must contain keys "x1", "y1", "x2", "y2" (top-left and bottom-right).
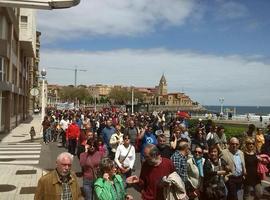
[{"x1": 255, "y1": 128, "x2": 265, "y2": 153}]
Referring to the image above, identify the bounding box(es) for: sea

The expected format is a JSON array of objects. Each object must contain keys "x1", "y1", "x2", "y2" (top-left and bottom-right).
[{"x1": 204, "y1": 106, "x2": 270, "y2": 116}]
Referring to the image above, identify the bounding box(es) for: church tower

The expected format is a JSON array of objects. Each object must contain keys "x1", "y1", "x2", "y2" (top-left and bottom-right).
[{"x1": 158, "y1": 74, "x2": 167, "y2": 95}]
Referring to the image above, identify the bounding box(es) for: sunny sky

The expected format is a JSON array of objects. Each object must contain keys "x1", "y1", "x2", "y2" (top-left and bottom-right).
[{"x1": 38, "y1": 0, "x2": 270, "y2": 106}]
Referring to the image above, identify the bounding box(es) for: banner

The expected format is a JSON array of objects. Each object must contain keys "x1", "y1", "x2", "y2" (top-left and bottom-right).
[{"x1": 56, "y1": 102, "x2": 74, "y2": 110}]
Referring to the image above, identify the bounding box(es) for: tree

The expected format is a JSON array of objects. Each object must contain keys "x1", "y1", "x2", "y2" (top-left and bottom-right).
[
  {"x1": 59, "y1": 86, "x2": 91, "y2": 103},
  {"x1": 108, "y1": 87, "x2": 143, "y2": 105}
]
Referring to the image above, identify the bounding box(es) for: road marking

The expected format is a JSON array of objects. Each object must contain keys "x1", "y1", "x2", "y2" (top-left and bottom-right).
[
  {"x1": 0, "y1": 146, "x2": 41, "y2": 148},
  {"x1": 0, "y1": 142, "x2": 41, "y2": 165},
  {"x1": 7, "y1": 143, "x2": 41, "y2": 145},
  {"x1": 0, "y1": 155, "x2": 40, "y2": 158},
  {"x1": 0, "y1": 147, "x2": 41, "y2": 150},
  {"x1": 0, "y1": 151, "x2": 40, "y2": 154},
  {"x1": 0, "y1": 160, "x2": 39, "y2": 165}
]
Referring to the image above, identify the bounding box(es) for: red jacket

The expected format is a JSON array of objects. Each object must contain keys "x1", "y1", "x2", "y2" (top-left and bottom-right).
[{"x1": 66, "y1": 123, "x2": 80, "y2": 140}]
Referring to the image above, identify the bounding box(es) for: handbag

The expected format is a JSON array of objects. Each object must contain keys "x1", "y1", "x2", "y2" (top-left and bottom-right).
[
  {"x1": 117, "y1": 146, "x2": 132, "y2": 174},
  {"x1": 135, "y1": 137, "x2": 142, "y2": 152},
  {"x1": 206, "y1": 159, "x2": 228, "y2": 199}
]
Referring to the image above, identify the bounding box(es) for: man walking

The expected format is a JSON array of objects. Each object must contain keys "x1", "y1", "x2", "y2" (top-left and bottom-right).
[
  {"x1": 222, "y1": 137, "x2": 246, "y2": 200},
  {"x1": 101, "y1": 119, "x2": 115, "y2": 158},
  {"x1": 35, "y1": 152, "x2": 82, "y2": 200},
  {"x1": 171, "y1": 139, "x2": 189, "y2": 189},
  {"x1": 126, "y1": 144, "x2": 175, "y2": 200},
  {"x1": 66, "y1": 119, "x2": 80, "y2": 155}
]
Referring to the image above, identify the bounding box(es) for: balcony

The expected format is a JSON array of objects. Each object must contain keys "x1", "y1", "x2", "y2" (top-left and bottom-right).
[{"x1": 19, "y1": 10, "x2": 36, "y2": 58}]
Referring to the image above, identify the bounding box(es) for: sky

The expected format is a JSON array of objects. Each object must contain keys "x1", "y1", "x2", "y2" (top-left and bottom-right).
[{"x1": 37, "y1": 0, "x2": 270, "y2": 106}]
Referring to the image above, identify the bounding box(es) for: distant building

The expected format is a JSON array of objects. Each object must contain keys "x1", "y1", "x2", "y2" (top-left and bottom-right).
[
  {"x1": 47, "y1": 74, "x2": 198, "y2": 111},
  {"x1": 137, "y1": 74, "x2": 195, "y2": 107},
  {"x1": 88, "y1": 84, "x2": 112, "y2": 98}
]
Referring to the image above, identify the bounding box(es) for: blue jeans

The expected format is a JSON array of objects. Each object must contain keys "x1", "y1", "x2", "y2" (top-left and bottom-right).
[{"x1": 83, "y1": 178, "x2": 95, "y2": 200}]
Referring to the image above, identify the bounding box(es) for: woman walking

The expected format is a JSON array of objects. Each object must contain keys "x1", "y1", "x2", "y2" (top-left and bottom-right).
[
  {"x1": 94, "y1": 158, "x2": 133, "y2": 200},
  {"x1": 114, "y1": 133, "x2": 136, "y2": 181},
  {"x1": 243, "y1": 138, "x2": 263, "y2": 200},
  {"x1": 80, "y1": 139, "x2": 103, "y2": 200}
]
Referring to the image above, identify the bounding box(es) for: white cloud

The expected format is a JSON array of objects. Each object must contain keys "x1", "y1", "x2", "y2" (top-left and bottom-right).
[
  {"x1": 216, "y1": 1, "x2": 248, "y2": 20},
  {"x1": 40, "y1": 48, "x2": 270, "y2": 106},
  {"x1": 37, "y1": 0, "x2": 197, "y2": 42}
]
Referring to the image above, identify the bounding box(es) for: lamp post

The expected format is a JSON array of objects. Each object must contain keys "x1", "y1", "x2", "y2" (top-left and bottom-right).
[
  {"x1": 131, "y1": 86, "x2": 134, "y2": 114},
  {"x1": 0, "y1": 0, "x2": 80, "y2": 10},
  {"x1": 41, "y1": 68, "x2": 46, "y2": 123},
  {"x1": 94, "y1": 94, "x2": 97, "y2": 112},
  {"x1": 219, "y1": 97, "x2": 224, "y2": 116}
]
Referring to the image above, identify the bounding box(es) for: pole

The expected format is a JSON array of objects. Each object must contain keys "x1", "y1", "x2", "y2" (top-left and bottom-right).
[
  {"x1": 41, "y1": 78, "x2": 45, "y2": 123},
  {"x1": 131, "y1": 87, "x2": 134, "y2": 114},
  {"x1": 219, "y1": 97, "x2": 224, "y2": 116},
  {"x1": 94, "y1": 94, "x2": 97, "y2": 112},
  {"x1": 75, "y1": 68, "x2": 77, "y2": 87}
]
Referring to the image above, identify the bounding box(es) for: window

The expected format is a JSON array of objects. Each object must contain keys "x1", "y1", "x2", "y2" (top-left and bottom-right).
[
  {"x1": 0, "y1": 57, "x2": 4, "y2": 82},
  {"x1": 21, "y1": 16, "x2": 28, "y2": 23},
  {"x1": 12, "y1": 65, "x2": 17, "y2": 85},
  {"x1": 0, "y1": 15, "x2": 8, "y2": 40},
  {"x1": 20, "y1": 16, "x2": 28, "y2": 29}
]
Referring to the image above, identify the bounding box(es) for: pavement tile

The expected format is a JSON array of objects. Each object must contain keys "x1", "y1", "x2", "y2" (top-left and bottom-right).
[{"x1": 0, "y1": 115, "x2": 43, "y2": 199}]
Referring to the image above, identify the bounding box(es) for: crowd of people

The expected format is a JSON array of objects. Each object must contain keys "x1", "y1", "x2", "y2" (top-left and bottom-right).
[{"x1": 36, "y1": 108, "x2": 270, "y2": 200}]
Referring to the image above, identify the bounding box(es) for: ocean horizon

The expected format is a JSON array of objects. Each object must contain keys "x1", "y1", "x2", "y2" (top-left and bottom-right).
[{"x1": 204, "y1": 105, "x2": 270, "y2": 115}]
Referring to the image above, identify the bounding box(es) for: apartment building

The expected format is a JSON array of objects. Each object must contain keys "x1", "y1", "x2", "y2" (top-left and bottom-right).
[{"x1": 0, "y1": 7, "x2": 39, "y2": 132}]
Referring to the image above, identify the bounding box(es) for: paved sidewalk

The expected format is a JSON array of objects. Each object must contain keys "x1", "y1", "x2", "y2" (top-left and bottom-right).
[
  {"x1": 1, "y1": 114, "x2": 43, "y2": 143},
  {"x1": 0, "y1": 115, "x2": 46, "y2": 199}
]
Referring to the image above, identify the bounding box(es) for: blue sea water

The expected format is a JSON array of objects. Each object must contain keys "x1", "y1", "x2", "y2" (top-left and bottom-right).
[{"x1": 204, "y1": 106, "x2": 270, "y2": 115}]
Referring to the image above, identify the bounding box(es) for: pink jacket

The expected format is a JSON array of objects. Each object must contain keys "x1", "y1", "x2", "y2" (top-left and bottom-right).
[{"x1": 257, "y1": 154, "x2": 270, "y2": 180}]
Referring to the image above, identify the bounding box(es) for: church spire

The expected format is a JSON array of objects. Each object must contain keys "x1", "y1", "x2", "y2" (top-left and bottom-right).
[
  {"x1": 158, "y1": 74, "x2": 167, "y2": 95},
  {"x1": 159, "y1": 73, "x2": 167, "y2": 85}
]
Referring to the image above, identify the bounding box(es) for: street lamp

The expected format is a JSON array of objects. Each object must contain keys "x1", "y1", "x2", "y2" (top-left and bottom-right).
[
  {"x1": 94, "y1": 94, "x2": 97, "y2": 112},
  {"x1": 0, "y1": 0, "x2": 80, "y2": 10},
  {"x1": 219, "y1": 97, "x2": 224, "y2": 116},
  {"x1": 131, "y1": 86, "x2": 134, "y2": 114},
  {"x1": 41, "y1": 68, "x2": 46, "y2": 123}
]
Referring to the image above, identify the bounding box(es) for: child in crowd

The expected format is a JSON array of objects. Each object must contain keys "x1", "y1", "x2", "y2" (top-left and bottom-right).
[{"x1": 29, "y1": 126, "x2": 36, "y2": 142}]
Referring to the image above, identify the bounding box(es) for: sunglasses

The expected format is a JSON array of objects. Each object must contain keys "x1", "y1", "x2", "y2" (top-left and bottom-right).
[
  {"x1": 194, "y1": 151, "x2": 203, "y2": 154},
  {"x1": 124, "y1": 138, "x2": 130, "y2": 140}
]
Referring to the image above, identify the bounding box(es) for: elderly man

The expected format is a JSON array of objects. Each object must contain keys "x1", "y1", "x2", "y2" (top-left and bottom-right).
[
  {"x1": 156, "y1": 130, "x2": 173, "y2": 159},
  {"x1": 171, "y1": 139, "x2": 189, "y2": 187},
  {"x1": 126, "y1": 144, "x2": 175, "y2": 200},
  {"x1": 221, "y1": 137, "x2": 246, "y2": 200},
  {"x1": 35, "y1": 152, "x2": 82, "y2": 200}
]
